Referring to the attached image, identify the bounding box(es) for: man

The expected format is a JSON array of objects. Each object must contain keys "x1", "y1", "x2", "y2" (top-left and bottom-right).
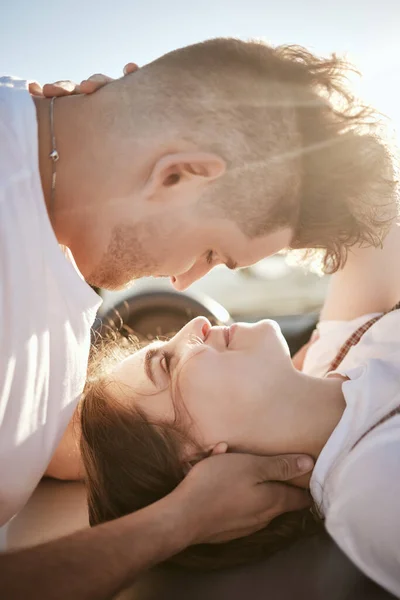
[{"x1": 0, "y1": 37, "x2": 396, "y2": 599}]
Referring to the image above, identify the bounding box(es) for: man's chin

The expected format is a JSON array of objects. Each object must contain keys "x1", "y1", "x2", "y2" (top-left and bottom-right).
[{"x1": 86, "y1": 272, "x2": 139, "y2": 291}]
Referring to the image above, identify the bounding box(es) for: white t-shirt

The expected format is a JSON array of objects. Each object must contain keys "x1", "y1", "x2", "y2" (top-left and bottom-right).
[
  {"x1": 0, "y1": 77, "x2": 102, "y2": 537},
  {"x1": 304, "y1": 310, "x2": 400, "y2": 598}
]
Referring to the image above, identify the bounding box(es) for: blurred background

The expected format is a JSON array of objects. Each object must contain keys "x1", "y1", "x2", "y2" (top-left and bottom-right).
[{"x1": 2, "y1": 0, "x2": 399, "y2": 319}]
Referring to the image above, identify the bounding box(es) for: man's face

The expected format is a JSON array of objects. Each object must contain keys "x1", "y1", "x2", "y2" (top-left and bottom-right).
[{"x1": 88, "y1": 207, "x2": 293, "y2": 290}]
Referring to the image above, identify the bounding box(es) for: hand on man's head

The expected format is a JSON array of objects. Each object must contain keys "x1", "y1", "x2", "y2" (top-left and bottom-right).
[
  {"x1": 172, "y1": 452, "x2": 314, "y2": 545},
  {"x1": 28, "y1": 62, "x2": 139, "y2": 98}
]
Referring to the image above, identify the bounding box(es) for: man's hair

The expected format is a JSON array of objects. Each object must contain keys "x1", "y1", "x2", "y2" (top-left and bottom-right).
[
  {"x1": 80, "y1": 337, "x2": 323, "y2": 570},
  {"x1": 109, "y1": 38, "x2": 398, "y2": 273}
]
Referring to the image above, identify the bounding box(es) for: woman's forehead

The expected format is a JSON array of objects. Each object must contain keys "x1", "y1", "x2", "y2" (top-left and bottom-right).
[
  {"x1": 109, "y1": 341, "x2": 175, "y2": 420},
  {"x1": 112, "y1": 342, "x2": 161, "y2": 391}
]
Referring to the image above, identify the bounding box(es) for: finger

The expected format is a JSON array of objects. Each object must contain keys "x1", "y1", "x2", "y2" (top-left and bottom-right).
[
  {"x1": 28, "y1": 81, "x2": 43, "y2": 96},
  {"x1": 205, "y1": 486, "x2": 311, "y2": 544},
  {"x1": 123, "y1": 62, "x2": 139, "y2": 75},
  {"x1": 85, "y1": 73, "x2": 115, "y2": 83},
  {"x1": 80, "y1": 74, "x2": 114, "y2": 94},
  {"x1": 42, "y1": 81, "x2": 79, "y2": 97},
  {"x1": 79, "y1": 80, "x2": 109, "y2": 94},
  {"x1": 210, "y1": 442, "x2": 228, "y2": 456},
  {"x1": 266, "y1": 482, "x2": 311, "y2": 519},
  {"x1": 257, "y1": 454, "x2": 314, "y2": 482}
]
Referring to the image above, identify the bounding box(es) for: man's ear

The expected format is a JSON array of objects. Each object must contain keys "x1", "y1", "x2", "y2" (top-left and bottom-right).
[{"x1": 144, "y1": 152, "x2": 226, "y2": 201}]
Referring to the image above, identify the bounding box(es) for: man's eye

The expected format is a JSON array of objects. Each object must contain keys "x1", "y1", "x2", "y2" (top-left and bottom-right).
[
  {"x1": 160, "y1": 351, "x2": 172, "y2": 374},
  {"x1": 206, "y1": 250, "x2": 217, "y2": 265}
]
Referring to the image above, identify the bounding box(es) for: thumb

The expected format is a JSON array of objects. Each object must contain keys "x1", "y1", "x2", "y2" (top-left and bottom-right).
[
  {"x1": 257, "y1": 454, "x2": 314, "y2": 482},
  {"x1": 268, "y1": 482, "x2": 312, "y2": 519}
]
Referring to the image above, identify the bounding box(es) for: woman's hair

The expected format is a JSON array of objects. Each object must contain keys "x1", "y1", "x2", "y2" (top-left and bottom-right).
[{"x1": 80, "y1": 333, "x2": 323, "y2": 570}]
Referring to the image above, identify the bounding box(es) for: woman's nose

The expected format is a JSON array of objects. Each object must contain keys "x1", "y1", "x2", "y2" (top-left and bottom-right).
[{"x1": 181, "y1": 316, "x2": 212, "y2": 342}]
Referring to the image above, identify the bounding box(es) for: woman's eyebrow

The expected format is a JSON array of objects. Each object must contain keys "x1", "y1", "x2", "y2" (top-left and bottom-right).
[{"x1": 144, "y1": 347, "x2": 161, "y2": 385}]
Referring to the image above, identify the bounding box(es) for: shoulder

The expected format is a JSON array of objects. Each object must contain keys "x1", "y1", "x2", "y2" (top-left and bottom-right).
[
  {"x1": 302, "y1": 313, "x2": 380, "y2": 378},
  {"x1": 325, "y1": 418, "x2": 400, "y2": 597},
  {"x1": 0, "y1": 77, "x2": 36, "y2": 182}
]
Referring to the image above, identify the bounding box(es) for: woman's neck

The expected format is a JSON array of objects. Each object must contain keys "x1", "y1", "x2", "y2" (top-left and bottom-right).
[
  {"x1": 236, "y1": 370, "x2": 346, "y2": 488},
  {"x1": 277, "y1": 372, "x2": 346, "y2": 459}
]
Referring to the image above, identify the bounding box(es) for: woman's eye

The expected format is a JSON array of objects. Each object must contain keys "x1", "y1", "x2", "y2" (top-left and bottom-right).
[{"x1": 160, "y1": 352, "x2": 171, "y2": 374}]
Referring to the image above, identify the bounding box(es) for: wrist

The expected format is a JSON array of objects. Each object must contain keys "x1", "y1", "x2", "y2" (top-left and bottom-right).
[
  {"x1": 141, "y1": 490, "x2": 194, "y2": 556},
  {"x1": 164, "y1": 484, "x2": 206, "y2": 547}
]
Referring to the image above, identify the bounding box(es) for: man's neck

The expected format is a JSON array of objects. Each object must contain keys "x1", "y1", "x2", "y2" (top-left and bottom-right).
[
  {"x1": 33, "y1": 95, "x2": 53, "y2": 222},
  {"x1": 33, "y1": 93, "x2": 90, "y2": 248}
]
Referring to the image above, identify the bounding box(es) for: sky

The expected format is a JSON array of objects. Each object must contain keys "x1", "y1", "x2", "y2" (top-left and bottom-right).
[{"x1": 1, "y1": 0, "x2": 400, "y2": 133}]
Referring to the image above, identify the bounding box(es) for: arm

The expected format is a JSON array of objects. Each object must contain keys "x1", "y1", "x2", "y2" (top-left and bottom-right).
[
  {"x1": 0, "y1": 453, "x2": 312, "y2": 600},
  {"x1": 0, "y1": 494, "x2": 184, "y2": 600},
  {"x1": 320, "y1": 223, "x2": 400, "y2": 322},
  {"x1": 293, "y1": 223, "x2": 400, "y2": 371}
]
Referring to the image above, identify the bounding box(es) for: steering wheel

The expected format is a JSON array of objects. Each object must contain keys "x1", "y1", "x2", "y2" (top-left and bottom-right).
[{"x1": 92, "y1": 289, "x2": 233, "y2": 343}]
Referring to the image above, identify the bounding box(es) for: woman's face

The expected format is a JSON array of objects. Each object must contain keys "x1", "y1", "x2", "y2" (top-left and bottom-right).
[{"x1": 111, "y1": 316, "x2": 292, "y2": 454}]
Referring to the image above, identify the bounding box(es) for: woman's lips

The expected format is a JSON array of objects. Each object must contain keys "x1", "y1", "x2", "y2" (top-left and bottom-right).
[
  {"x1": 224, "y1": 324, "x2": 237, "y2": 347},
  {"x1": 224, "y1": 327, "x2": 230, "y2": 347}
]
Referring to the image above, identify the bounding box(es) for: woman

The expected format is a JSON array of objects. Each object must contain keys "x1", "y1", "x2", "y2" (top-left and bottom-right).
[{"x1": 77, "y1": 224, "x2": 400, "y2": 596}]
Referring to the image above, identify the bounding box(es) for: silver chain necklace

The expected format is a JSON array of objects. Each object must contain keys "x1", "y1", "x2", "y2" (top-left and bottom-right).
[{"x1": 48, "y1": 97, "x2": 59, "y2": 207}]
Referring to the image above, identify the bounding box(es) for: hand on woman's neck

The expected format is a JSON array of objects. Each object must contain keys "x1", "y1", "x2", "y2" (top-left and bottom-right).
[
  {"x1": 286, "y1": 372, "x2": 346, "y2": 488},
  {"x1": 281, "y1": 371, "x2": 346, "y2": 460},
  {"x1": 234, "y1": 369, "x2": 346, "y2": 489}
]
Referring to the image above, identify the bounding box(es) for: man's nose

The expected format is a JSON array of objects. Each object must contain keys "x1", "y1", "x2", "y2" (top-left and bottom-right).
[{"x1": 171, "y1": 262, "x2": 214, "y2": 291}]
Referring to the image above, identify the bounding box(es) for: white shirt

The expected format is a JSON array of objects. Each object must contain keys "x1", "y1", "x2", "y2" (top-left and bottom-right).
[
  {"x1": 0, "y1": 77, "x2": 102, "y2": 537},
  {"x1": 304, "y1": 311, "x2": 400, "y2": 598}
]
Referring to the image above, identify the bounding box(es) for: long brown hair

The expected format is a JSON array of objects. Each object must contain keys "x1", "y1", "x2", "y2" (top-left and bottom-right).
[{"x1": 80, "y1": 335, "x2": 323, "y2": 570}]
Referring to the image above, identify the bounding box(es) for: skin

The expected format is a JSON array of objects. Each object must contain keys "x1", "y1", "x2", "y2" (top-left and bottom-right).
[
  {"x1": 33, "y1": 79, "x2": 292, "y2": 291},
  {"x1": 11, "y1": 62, "x2": 396, "y2": 600},
  {"x1": 111, "y1": 317, "x2": 346, "y2": 488},
  {"x1": 24, "y1": 227, "x2": 398, "y2": 600},
  {"x1": 0, "y1": 452, "x2": 312, "y2": 600},
  {"x1": 20, "y1": 67, "x2": 398, "y2": 600},
  {"x1": 0, "y1": 68, "x2": 315, "y2": 599}
]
